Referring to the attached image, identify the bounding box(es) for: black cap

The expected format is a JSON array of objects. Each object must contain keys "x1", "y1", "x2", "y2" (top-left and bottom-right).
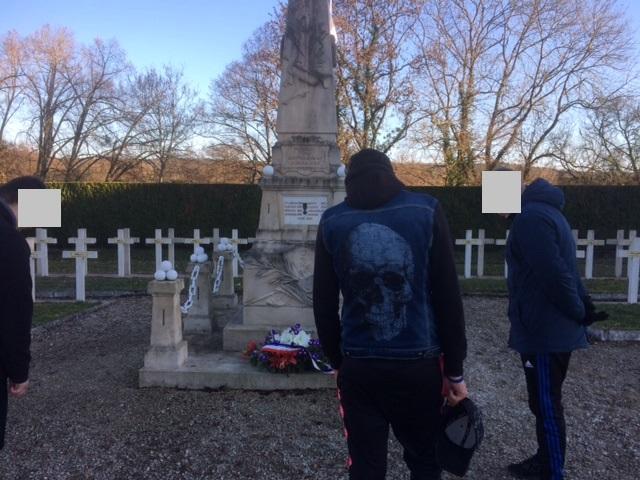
[
  {"x1": 436, "y1": 398, "x2": 484, "y2": 477},
  {"x1": 344, "y1": 149, "x2": 404, "y2": 209}
]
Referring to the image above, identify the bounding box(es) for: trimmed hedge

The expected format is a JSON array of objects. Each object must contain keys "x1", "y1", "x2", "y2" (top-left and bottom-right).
[
  {"x1": 50, "y1": 183, "x2": 261, "y2": 246},
  {"x1": 413, "y1": 185, "x2": 640, "y2": 238},
  {"x1": 47, "y1": 183, "x2": 640, "y2": 245}
]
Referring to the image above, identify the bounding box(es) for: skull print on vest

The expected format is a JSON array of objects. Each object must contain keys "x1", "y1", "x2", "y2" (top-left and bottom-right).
[{"x1": 345, "y1": 223, "x2": 415, "y2": 341}]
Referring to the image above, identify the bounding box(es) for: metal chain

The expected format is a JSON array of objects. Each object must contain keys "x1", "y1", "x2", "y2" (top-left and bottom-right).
[
  {"x1": 234, "y1": 251, "x2": 245, "y2": 270},
  {"x1": 212, "y1": 256, "x2": 225, "y2": 294},
  {"x1": 180, "y1": 264, "x2": 201, "y2": 315}
]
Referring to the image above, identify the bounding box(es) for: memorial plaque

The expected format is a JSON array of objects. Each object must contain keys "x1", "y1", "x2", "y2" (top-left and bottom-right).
[{"x1": 283, "y1": 196, "x2": 328, "y2": 225}]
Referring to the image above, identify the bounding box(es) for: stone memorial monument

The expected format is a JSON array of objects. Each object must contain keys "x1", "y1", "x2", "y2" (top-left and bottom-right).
[{"x1": 224, "y1": 0, "x2": 345, "y2": 350}]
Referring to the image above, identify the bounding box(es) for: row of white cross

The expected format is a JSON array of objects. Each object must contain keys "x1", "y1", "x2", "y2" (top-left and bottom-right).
[
  {"x1": 456, "y1": 229, "x2": 638, "y2": 280},
  {"x1": 26, "y1": 228, "x2": 254, "y2": 302},
  {"x1": 26, "y1": 227, "x2": 640, "y2": 304}
]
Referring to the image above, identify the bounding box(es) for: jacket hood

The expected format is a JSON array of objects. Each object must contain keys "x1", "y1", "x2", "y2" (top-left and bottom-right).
[
  {"x1": 0, "y1": 197, "x2": 16, "y2": 228},
  {"x1": 522, "y1": 178, "x2": 565, "y2": 211},
  {"x1": 345, "y1": 149, "x2": 404, "y2": 209}
]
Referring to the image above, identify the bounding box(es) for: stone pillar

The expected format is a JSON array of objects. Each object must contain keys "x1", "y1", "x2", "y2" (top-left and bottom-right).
[
  {"x1": 144, "y1": 279, "x2": 188, "y2": 369},
  {"x1": 212, "y1": 251, "x2": 238, "y2": 310},
  {"x1": 183, "y1": 262, "x2": 214, "y2": 335}
]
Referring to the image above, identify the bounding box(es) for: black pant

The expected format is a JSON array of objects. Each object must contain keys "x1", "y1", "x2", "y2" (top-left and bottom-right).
[
  {"x1": 521, "y1": 353, "x2": 571, "y2": 480},
  {"x1": 337, "y1": 357, "x2": 443, "y2": 480},
  {"x1": 0, "y1": 376, "x2": 7, "y2": 450}
]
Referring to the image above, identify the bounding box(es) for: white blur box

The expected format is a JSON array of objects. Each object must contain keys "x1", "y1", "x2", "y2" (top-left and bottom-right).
[
  {"x1": 482, "y1": 171, "x2": 522, "y2": 214},
  {"x1": 18, "y1": 189, "x2": 62, "y2": 228}
]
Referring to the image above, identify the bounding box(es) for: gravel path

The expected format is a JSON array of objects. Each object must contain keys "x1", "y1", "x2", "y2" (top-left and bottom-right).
[{"x1": 0, "y1": 297, "x2": 638, "y2": 480}]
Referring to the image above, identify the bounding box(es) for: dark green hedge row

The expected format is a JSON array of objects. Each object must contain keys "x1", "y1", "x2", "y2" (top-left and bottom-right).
[
  {"x1": 414, "y1": 186, "x2": 640, "y2": 238},
  {"x1": 46, "y1": 183, "x2": 639, "y2": 245},
  {"x1": 49, "y1": 183, "x2": 262, "y2": 246}
]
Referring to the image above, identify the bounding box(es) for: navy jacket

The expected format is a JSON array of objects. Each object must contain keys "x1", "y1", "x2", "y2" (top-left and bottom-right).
[
  {"x1": 314, "y1": 190, "x2": 466, "y2": 376},
  {"x1": 0, "y1": 199, "x2": 32, "y2": 383},
  {"x1": 506, "y1": 179, "x2": 588, "y2": 354}
]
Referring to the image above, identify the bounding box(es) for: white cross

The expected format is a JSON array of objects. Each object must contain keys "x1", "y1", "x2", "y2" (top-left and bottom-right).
[
  {"x1": 606, "y1": 230, "x2": 637, "y2": 278},
  {"x1": 145, "y1": 229, "x2": 172, "y2": 272},
  {"x1": 26, "y1": 237, "x2": 39, "y2": 301},
  {"x1": 68, "y1": 229, "x2": 97, "y2": 276},
  {"x1": 108, "y1": 228, "x2": 140, "y2": 277},
  {"x1": 166, "y1": 228, "x2": 177, "y2": 266},
  {"x1": 572, "y1": 230, "x2": 586, "y2": 261},
  {"x1": 34, "y1": 228, "x2": 57, "y2": 277},
  {"x1": 575, "y1": 230, "x2": 605, "y2": 279},
  {"x1": 619, "y1": 238, "x2": 640, "y2": 304},
  {"x1": 179, "y1": 229, "x2": 212, "y2": 255},
  {"x1": 495, "y1": 230, "x2": 510, "y2": 278},
  {"x1": 229, "y1": 229, "x2": 251, "y2": 277},
  {"x1": 455, "y1": 229, "x2": 495, "y2": 278},
  {"x1": 62, "y1": 229, "x2": 98, "y2": 302}
]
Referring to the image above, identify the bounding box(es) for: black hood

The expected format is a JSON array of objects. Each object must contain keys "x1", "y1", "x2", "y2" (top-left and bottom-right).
[
  {"x1": 0, "y1": 197, "x2": 16, "y2": 228},
  {"x1": 522, "y1": 178, "x2": 565, "y2": 211},
  {"x1": 345, "y1": 149, "x2": 404, "y2": 210}
]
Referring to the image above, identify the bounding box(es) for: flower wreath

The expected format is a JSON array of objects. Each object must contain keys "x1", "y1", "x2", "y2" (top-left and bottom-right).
[{"x1": 244, "y1": 324, "x2": 333, "y2": 374}]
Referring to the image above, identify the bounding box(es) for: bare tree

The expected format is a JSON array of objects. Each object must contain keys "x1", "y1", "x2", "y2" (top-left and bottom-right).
[
  {"x1": 57, "y1": 39, "x2": 128, "y2": 180},
  {"x1": 136, "y1": 66, "x2": 200, "y2": 183},
  {"x1": 206, "y1": 19, "x2": 282, "y2": 183},
  {"x1": 0, "y1": 31, "x2": 24, "y2": 145},
  {"x1": 413, "y1": 0, "x2": 632, "y2": 185},
  {"x1": 97, "y1": 75, "x2": 155, "y2": 182},
  {"x1": 334, "y1": 0, "x2": 425, "y2": 159},
  {"x1": 560, "y1": 94, "x2": 640, "y2": 184},
  {"x1": 21, "y1": 25, "x2": 79, "y2": 179}
]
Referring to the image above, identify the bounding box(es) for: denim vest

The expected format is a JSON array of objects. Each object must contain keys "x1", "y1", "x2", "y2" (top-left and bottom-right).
[{"x1": 319, "y1": 190, "x2": 441, "y2": 360}]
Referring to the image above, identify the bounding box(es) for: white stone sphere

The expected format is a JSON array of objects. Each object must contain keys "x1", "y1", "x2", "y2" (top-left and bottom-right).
[
  {"x1": 263, "y1": 165, "x2": 275, "y2": 177},
  {"x1": 190, "y1": 253, "x2": 198, "y2": 263},
  {"x1": 196, "y1": 253, "x2": 208, "y2": 263},
  {"x1": 154, "y1": 270, "x2": 167, "y2": 281},
  {"x1": 195, "y1": 246, "x2": 205, "y2": 255},
  {"x1": 160, "y1": 260, "x2": 172, "y2": 272},
  {"x1": 166, "y1": 269, "x2": 178, "y2": 281},
  {"x1": 337, "y1": 165, "x2": 347, "y2": 178}
]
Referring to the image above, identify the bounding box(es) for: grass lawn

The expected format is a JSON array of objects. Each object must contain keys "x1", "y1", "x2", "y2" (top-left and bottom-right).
[
  {"x1": 460, "y1": 278, "x2": 628, "y2": 295},
  {"x1": 37, "y1": 276, "x2": 150, "y2": 296},
  {"x1": 454, "y1": 246, "x2": 622, "y2": 278},
  {"x1": 33, "y1": 302, "x2": 100, "y2": 326},
  {"x1": 593, "y1": 303, "x2": 640, "y2": 331}
]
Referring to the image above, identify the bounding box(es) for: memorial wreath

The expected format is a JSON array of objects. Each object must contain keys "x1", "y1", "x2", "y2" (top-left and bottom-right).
[{"x1": 244, "y1": 324, "x2": 333, "y2": 374}]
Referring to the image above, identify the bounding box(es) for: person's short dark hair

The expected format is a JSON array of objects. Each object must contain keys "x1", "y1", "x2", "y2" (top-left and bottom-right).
[{"x1": 0, "y1": 176, "x2": 46, "y2": 204}]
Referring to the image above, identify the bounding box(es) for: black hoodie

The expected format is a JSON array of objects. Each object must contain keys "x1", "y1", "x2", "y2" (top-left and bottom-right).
[
  {"x1": 0, "y1": 199, "x2": 32, "y2": 384},
  {"x1": 313, "y1": 150, "x2": 466, "y2": 376}
]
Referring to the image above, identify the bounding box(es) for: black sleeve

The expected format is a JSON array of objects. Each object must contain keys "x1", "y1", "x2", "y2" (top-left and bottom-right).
[
  {"x1": 0, "y1": 229, "x2": 33, "y2": 384},
  {"x1": 312, "y1": 222, "x2": 342, "y2": 370},
  {"x1": 429, "y1": 203, "x2": 467, "y2": 377}
]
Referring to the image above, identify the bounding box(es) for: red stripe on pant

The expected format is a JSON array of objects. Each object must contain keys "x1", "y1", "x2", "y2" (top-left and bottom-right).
[{"x1": 336, "y1": 383, "x2": 353, "y2": 469}]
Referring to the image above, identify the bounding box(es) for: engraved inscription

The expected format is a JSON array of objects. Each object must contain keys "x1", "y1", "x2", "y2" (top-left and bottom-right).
[{"x1": 283, "y1": 196, "x2": 328, "y2": 225}]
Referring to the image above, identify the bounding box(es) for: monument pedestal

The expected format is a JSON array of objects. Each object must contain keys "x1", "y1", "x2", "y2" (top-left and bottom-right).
[
  {"x1": 222, "y1": 173, "x2": 344, "y2": 351},
  {"x1": 139, "y1": 279, "x2": 189, "y2": 385}
]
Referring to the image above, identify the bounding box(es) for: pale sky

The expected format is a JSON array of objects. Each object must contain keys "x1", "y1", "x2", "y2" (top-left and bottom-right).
[{"x1": 2, "y1": 0, "x2": 639, "y2": 96}]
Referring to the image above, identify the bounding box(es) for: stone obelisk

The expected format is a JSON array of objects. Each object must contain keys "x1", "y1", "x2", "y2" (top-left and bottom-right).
[{"x1": 223, "y1": 0, "x2": 345, "y2": 350}]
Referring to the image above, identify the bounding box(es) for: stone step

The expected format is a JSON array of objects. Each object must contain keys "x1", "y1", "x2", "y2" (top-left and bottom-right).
[
  {"x1": 223, "y1": 323, "x2": 319, "y2": 352},
  {"x1": 139, "y1": 351, "x2": 335, "y2": 391}
]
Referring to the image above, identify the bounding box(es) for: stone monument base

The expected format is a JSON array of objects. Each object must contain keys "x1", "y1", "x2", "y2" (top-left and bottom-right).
[{"x1": 139, "y1": 350, "x2": 335, "y2": 391}]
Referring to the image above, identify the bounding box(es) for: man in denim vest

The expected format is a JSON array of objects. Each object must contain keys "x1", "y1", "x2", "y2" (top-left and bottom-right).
[{"x1": 313, "y1": 149, "x2": 468, "y2": 480}]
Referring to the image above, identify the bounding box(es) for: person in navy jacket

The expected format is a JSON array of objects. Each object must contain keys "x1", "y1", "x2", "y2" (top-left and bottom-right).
[
  {"x1": 0, "y1": 176, "x2": 45, "y2": 450},
  {"x1": 505, "y1": 178, "x2": 607, "y2": 480}
]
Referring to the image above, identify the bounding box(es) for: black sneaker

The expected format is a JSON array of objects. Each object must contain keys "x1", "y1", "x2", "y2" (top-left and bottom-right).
[{"x1": 507, "y1": 455, "x2": 544, "y2": 478}]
